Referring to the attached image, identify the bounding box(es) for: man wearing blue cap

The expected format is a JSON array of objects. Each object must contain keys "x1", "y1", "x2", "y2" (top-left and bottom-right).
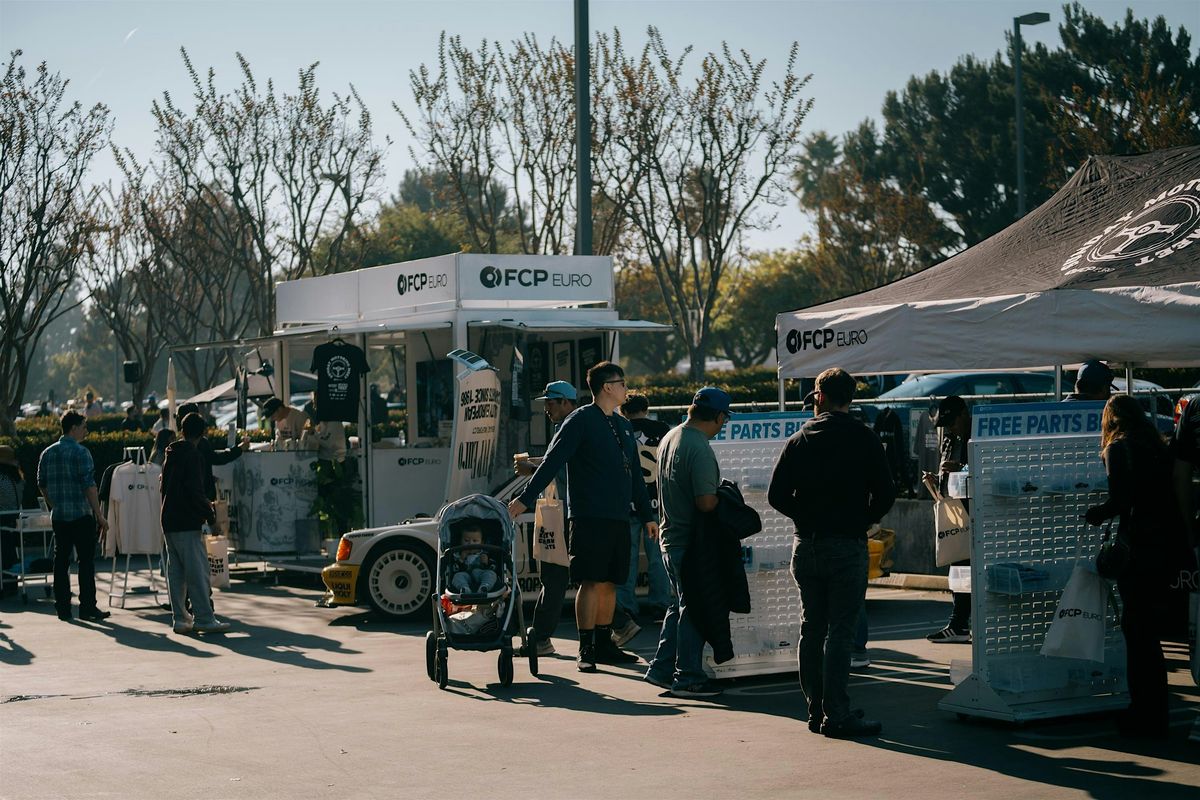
[
  {"x1": 509, "y1": 362, "x2": 657, "y2": 672},
  {"x1": 644, "y1": 387, "x2": 732, "y2": 699},
  {"x1": 515, "y1": 380, "x2": 579, "y2": 656}
]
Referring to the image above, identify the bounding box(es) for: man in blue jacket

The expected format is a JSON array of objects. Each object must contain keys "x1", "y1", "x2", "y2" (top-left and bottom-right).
[{"x1": 509, "y1": 362, "x2": 658, "y2": 672}]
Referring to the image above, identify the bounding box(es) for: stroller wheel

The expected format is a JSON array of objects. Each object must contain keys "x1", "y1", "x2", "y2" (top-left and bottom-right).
[
  {"x1": 425, "y1": 631, "x2": 437, "y2": 681},
  {"x1": 436, "y1": 646, "x2": 449, "y2": 690},
  {"x1": 526, "y1": 626, "x2": 539, "y2": 678},
  {"x1": 498, "y1": 648, "x2": 514, "y2": 687}
]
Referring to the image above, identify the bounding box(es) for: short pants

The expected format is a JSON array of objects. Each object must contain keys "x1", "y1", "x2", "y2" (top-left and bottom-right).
[{"x1": 569, "y1": 517, "x2": 632, "y2": 584}]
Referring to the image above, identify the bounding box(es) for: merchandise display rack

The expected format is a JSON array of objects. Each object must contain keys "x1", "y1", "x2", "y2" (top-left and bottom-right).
[{"x1": 939, "y1": 433, "x2": 1129, "y2": 722}]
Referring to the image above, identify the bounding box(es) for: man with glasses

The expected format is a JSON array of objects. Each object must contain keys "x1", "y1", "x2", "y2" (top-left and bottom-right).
[
  {"x1": 514, "y1": 380, "x2": 579, "y2": 656},
  {"x1": 509, "y1": 362, "x2": 658, "y2": 672},
  {"x1": 768, "y1": 368, "x2": 895, "y2": 738},
  {"x1": 37, "y1": 411, "x2": 110, "y2": 621}
]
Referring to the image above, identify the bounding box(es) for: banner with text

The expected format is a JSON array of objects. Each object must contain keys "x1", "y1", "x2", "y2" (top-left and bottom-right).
[
  {"x1": 972, "y1": 401, "x2": 1104, "y2": 440},
  {"x1": 446, "y1": 350, "x2": 502, "y2": 502}
]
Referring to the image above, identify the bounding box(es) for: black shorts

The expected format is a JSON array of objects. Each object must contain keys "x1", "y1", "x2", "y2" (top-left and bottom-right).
[{"x1": 568, "y1": 517, "x2": 631, "y2": 584}]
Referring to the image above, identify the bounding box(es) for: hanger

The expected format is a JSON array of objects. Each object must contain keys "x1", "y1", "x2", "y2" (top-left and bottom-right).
[{"x1": 329, "y1": 325, "x2": 348, "y2": 346}]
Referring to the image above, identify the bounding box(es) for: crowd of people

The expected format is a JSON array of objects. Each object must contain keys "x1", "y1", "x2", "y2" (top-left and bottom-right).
[{"x1": 14, "y1": 355, "x2": 1198, "y2": 742}]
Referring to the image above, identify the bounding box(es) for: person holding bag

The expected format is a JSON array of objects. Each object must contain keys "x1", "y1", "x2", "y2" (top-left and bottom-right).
[
  {"x1": 1085, "y1": 394, "x2": 1192, "y2": 739},
  {"x1": 926, "y1": 396, "x2": 973, "y2": 644}
]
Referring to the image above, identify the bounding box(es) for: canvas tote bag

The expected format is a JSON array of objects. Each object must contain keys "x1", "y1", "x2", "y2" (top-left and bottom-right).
[
  {"x1": 1040, "y1": 562, "x2": 1108, "y2": 662},
  {"x1": 205, "y1": 536, "x2": 231, "y2": 590},
  {"x1": 934, "y1": 498, "x2": 971, "y2": 567},
  {"x1": 532, "y1": 482, "x2": 568, "y2": 567}
]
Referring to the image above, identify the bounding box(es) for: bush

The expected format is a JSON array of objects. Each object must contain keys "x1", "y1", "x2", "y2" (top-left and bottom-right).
[{"x1": 626, "y1": 366, "x2": 795, "y2": 408}]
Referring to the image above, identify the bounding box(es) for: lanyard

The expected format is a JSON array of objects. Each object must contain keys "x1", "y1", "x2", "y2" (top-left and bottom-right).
[{"x1": 602, "y1": 412, "x2": 632, "y2": 475}]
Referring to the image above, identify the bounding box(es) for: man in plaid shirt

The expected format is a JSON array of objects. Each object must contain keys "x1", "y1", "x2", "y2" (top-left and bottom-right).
[{"x1": 37, "y1": 411, "x2": 110, "y2": 622}]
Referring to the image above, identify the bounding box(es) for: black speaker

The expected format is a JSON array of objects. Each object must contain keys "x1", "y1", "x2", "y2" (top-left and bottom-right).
[{"x1": 123, "y1": 361, "x2": 142, "y2": 384}]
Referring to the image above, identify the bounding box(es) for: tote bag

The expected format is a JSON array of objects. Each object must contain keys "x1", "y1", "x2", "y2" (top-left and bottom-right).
[
  {"x1": 1040, "y1": 563, "x2": 1107, "y2": 662},
  {"x1": 934, "y1": 498, "x2": 971, "y2": 567},
  {"x1": 532, "y1": 483, "x2": 568, "y2": 568},
  {"x1": 206, "y1": 536, "x2": 231, "y2": 590}
]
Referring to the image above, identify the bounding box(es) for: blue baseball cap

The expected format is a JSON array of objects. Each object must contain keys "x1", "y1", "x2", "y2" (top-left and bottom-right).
[
  {"x1": 535, "y1": 380, "x2": 577, "y2": 401},
  {"x1": 693, "y1": 387, "x2": 733, "y2": 415}
]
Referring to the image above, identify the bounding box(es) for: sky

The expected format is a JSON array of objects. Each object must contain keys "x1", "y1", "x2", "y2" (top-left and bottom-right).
[{"x1": 3, "y1": 0, "x2": 1198, "y2": 251}]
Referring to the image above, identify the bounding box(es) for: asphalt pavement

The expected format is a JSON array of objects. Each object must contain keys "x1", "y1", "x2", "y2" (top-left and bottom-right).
[{"x1": 1, "y1": 572, "x2": 1197, "y2": 799}]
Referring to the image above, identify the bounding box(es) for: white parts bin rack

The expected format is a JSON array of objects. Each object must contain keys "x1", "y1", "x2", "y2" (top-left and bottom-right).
[
  {"x1": 704, "y1": 412, "x2": 813, "y2": 679},
  {"x1": 938, "y1": 428, "x2": 1128, "y2": 722}
]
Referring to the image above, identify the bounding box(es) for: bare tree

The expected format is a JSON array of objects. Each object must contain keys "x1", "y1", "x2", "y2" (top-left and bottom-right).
[
  {"x1": 0, "y1": 51, "x2": 111, "y2": 432},
  {"x1": 596, "y1": 28, "x2": 813, "y2": 378}
]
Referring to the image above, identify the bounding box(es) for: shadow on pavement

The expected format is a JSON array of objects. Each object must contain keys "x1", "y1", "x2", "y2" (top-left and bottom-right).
[
  {"x1": 0, "y1": 620, "x2": 34, "y2": 665},
  {"x1": 437, "y1": 671, "x2": 689, "y2": 717}
]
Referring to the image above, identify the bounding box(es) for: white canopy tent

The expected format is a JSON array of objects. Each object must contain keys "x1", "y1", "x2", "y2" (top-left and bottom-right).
[{"x1": 776, "y1": 146, "x2": 1200, "y2": 379}]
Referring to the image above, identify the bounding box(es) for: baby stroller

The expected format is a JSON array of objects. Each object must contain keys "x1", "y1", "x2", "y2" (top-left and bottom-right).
[{"x1": 425, "y1": 494, "x2": 538, "y2": 689}]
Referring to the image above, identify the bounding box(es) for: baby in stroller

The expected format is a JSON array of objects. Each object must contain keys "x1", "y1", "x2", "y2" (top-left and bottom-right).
[{"x1": 448, "y1": 525, "x2": 499, "y2": 594}]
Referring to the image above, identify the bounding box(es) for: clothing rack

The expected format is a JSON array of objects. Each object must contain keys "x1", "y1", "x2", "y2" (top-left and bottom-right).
[{"x1": 106, "y1": 447, "x2": 164, "y2": 608}]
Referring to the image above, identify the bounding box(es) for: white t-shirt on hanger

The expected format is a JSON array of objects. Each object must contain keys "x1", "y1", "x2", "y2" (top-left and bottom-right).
[{"x1": 105, "y1": 462, "x2": 164, "y2": 556}]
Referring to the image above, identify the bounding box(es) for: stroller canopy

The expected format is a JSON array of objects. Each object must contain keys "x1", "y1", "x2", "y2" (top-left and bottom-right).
[{"x1": 435, "y1": 494, "x2": 515, "y2": 548}]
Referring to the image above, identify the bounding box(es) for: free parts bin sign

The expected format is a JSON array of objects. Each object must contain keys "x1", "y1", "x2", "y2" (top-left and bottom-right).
[
  {"x1": 712, "y1": 412, "x2": 813, "y2": 442},
  {"x1": 973, "y1": 402, "x2": 1104, "y2": 440},
  {"x1": 446, "y1": 350, "x2": 501, "y2": 501}
]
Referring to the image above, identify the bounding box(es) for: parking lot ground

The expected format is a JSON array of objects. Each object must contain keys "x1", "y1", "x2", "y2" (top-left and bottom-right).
[{"x1": 1, "y1": 576, "x2": 1197, "y2": 800}]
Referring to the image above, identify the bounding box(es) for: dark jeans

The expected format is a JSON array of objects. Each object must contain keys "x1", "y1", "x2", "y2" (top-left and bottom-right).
[
  {"x1": 52, "y1": 515, "x2": 98, "y2": 614},
  {"x1": 532, "y1": 561, "x2": 570, "y2": 642},
  {"x1": 1118, "y1": 573, "x2": 1169, "y2": 732},
  {"x1": 948, "y1": 558, "x2": 971, "y2": 631},
  {"x1": 791, "y1": 536, "x2": 868, "y2": 725}
]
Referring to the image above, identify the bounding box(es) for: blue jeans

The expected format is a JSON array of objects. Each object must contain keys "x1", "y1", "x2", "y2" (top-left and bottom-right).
[
  {"x1": 791, "y1": 536, "x2": 868, "y2": 725},
  {"x1": 646, "y1": 545, "x2": 707, "y2": 688},
  {"x1": 617, "y1": 519, "x2": 671, "y2": 617},
  {"x1": 164, "y1": 531, "x2": 219, "y2": 627}
]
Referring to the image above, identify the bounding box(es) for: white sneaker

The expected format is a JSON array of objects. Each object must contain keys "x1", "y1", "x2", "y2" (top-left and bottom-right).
[
  {"x1": 194, "y1": 620, "x2": 231, "y2": 634},
  {"x1": 612, "y1": 619, "x2": 641, "y2": 647}
]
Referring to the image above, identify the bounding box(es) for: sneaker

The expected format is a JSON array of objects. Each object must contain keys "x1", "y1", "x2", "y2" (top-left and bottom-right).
[
  {"x1": 821, "y1": 714, "x2": 882, "y2": 739},
  {"x1": 807, "y1": 715, "x2": 824, "y2": 733},
  {"x1": 850, "y1": 651, "x2": 871, "y2": 669},
  {"x1": 611, "y1": 619, "x2": 642, "y2": 647},
  {"x1": 644, "y1": 671, "x2": 672, "y2": 691},
  {"x1": 57, "y1": 611, "x2": 73, "y2": 622},
  {"x1": 669, "y1": 681, "x2": 723, "y2": 699},
  {"x1": 193, "y1": 620, "x2": 231, "y2": 634},
  {"x1": 173, "y1": 622, "x2": 194, "y2": 635},
  {"x1": 79, "y1": 609, "x2": 111, "y2": 622},
  {"x1": 577, "y1": 644, "x2": 597, "y2": 673},
  {"x1": 926, "y1": 627, "x2": 970, "y2": 644},
  {"x1": 536, "y1": 639, "x2": 556, "y2": 656},
  {"x1": 594, "y1": 638, "x2": 640, "y2": 665}
]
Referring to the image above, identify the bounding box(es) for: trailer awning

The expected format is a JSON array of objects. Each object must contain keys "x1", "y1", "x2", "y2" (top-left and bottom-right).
[
  {"x1": 171, "y1": 320, "x2": 452, "y2": 352},
  {"x1": 468, "y1": 318, "x2": 673, "y2": 333}
]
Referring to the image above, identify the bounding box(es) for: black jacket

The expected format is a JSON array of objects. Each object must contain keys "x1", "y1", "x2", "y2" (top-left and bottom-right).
[
  {"x1": 682, "y1": 481, "x2": 761, "y2": 664},
  {"x1": 160, "y1": 440, "x2": 215, "y2": 533},
  {"x1": 196, "y1": 436, "x2": 243, "y2": 501}
]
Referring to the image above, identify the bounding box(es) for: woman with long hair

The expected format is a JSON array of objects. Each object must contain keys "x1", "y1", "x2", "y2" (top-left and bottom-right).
[
  {"x1": 0, "y1": 445, "x2": 25, "y2": 582},
  {"x1": 1085, "y1": 394, "x2": 1189, "y2": 738}
]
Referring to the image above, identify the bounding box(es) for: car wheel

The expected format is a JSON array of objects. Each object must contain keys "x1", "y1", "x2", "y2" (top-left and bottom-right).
[{"x1": 361, "y1": 542, "x2": 435, "y2": 621}]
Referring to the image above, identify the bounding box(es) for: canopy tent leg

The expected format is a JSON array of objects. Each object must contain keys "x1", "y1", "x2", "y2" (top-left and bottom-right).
[
  {"x1": 1125, "y1": 363, "x2": 1134, "y2": 395},
  {"x1": 1054, "y1": 365, "x2": 1063, "y2": 400},
  {"x1": 777, "y1": 374, "x2": 785, "y2": 412}
]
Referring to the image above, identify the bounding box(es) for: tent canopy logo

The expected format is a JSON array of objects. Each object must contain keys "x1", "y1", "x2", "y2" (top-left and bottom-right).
[{"x1": 1062, "y1": 179, "x2": 1200, "y2": 275}]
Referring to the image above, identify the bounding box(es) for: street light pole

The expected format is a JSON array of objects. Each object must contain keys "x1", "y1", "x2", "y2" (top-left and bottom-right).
[
  {"x1": 574, "y1": 0, "x2": 592, "y2": 256},
  {"x1": 1014, "y1": 11, "x2": 1049, "y2": 218}
]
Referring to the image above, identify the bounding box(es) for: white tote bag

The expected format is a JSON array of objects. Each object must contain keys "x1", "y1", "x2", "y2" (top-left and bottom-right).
[
  {"x1": 205, "y1": 535, "x2": 231, "y2": 590},
  {"x1": 1041, "y1": 563, "x2": 1107, "y2": 662},
  {"x1": 532, "y1": 483, "x2": 568, "y2": 568},
  {"x1": 934, "y1": 498, "x2": 971, "y2": 567}
]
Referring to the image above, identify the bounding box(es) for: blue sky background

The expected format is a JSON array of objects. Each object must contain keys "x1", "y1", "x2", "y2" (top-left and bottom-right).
[{"x1": 3, "y1": 0, "x2": 1197, "y2": 250}]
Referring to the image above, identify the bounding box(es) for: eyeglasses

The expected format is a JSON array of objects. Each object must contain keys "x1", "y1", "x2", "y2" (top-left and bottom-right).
[{"x1": 604, "y1": 379, "x2": 626, "y2": 387}]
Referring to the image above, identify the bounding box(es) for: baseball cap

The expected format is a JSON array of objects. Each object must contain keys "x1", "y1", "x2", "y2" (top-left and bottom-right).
[
  {"x1": 261, "y1": 397, "x2": 284, "y2": 417},
  {"x1": 934, "y1": 395, "x2": 968, "y2": 428},
  {"x1": 693, "y1": 387, "x2": 734, "y2": 415},
  {"x1": 1076, "y1": 360, "x2": 1116, "y2": 391},
  {"x1": 535, "y1": 380, "x2": 577, "y2": 401}
]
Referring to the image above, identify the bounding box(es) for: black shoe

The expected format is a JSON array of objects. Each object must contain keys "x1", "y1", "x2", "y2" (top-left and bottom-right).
[
  {"x1": 669, "y1": 681, "x2": 723, "y2": 699},
  {"x1": 577, "y1": 644, "x2": 597, "y2": 673},
  {"x1": 79, "y1": 609, "x2": 111, "y2": 622},
  {"x1": 57, "y1": 611, "x2": 73, "y2": 622},
  {"x1": 1116, "y1": 711, "x2": 1169, "y2": 740},
  {"x1": 594, "y1": 638, "x2": 640, "y2": 665},
  {"x1": 821, "y1": 713, "x2": 882, "y2": 739}
]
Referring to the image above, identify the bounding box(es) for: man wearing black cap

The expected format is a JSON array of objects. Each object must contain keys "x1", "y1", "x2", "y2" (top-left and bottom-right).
[
  {"x1": 508, "y1": 362, "x2": 657, "y2": 672},
  {"x1": 768, "y1": 367, "x2": 895, "y2": 738},
  {"x1": 1068, "y1": 359, "x2": 1116, "y2": 402},
  {"x1": 925, "y1": 395, "x2": 972, "y2": 644},
  {"x1": 262, "y1": 397, "x2": 308, "y2": 448}
]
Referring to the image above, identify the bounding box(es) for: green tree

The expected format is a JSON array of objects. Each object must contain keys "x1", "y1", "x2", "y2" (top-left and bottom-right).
[
  {"x1": 713, "y1": 250, "x2": 827, "y2": 369},
  {"x1": 614, "y1": 261, "x2": 686, "y2": 375}
]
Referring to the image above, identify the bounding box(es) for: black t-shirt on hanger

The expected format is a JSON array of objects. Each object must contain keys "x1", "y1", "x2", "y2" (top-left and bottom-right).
[{"x1": 311, "y1": 341, "x2": 371, "y2": 423}]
